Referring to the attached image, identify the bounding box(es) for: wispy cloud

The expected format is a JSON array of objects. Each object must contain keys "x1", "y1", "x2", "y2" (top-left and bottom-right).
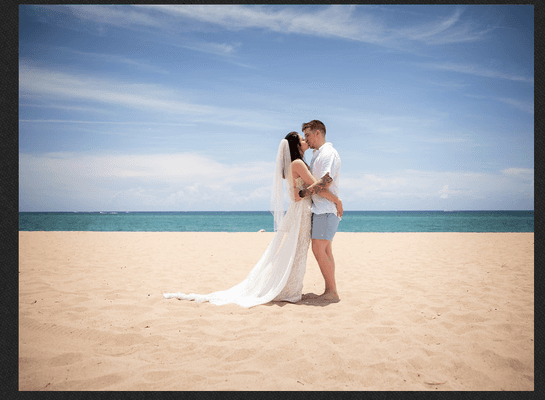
[
  {"x1": 165, "y1": 40, "x2": 258, "y2": 69},
  {"x1": 424, "y1": 136, "x2": 469, "y2": 144},
  {"x1": 495, "y1": 97, "x2": 534, "y2": 114},
  {"x1": 18, "y1": 64, "x2": 215, "y2": 115},
  {"x1": 67, "y1": 4, "x2": 166, "y2": 30},
  {"x1": 18, "y1": 64, "x2": 289, "y2": 130},
  {"x1": 392, "y1": 8, "x2": 460, "y2": 42},
  {"x1": 151, "y1": 5, "x2": 492, "y2": 48},
  {"x1": 149, "y1": 5, "x2": 363, "y2": 38},
  {"x1": 396, "y1": 8, "x2": 493, "y2": 45},
  {"x1": 414, "y1": 61, "x2": 534, "y2": 83},
  {"x1": 62, "y1": 48, "x2": 170, "y2": 74},
  {"x1": 36, "y1": 5, "x2": 492, "y2": 51},
  {"x1": 32, "y1": 6, "x2": 249, "y2": 63},
  {"x1": 464, "y1": 94, "x2": 534, "y2": 114},
  {"x1": 19, "y1": 103, "x2": 113, "y2": 115},
  {"x1": 169, "y1": 40, "x2": 239, "y2": 57},
  {"x1": 18, "y1": 70, "x2": 209, "y2": 115},
  {"x1": 153, "y1": 5, "x2": 493, "y2": 49},
  {"x1": 18, "y1": 119, "x2": 197, "y2": 126},
  {"x1": 424, "y1": 79, "x2": 470, "y2": 89}
]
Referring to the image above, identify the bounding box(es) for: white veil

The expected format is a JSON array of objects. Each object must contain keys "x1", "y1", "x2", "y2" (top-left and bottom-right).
[{"x1": 270, "y1": 139, "x2": 294, "y2": 232}]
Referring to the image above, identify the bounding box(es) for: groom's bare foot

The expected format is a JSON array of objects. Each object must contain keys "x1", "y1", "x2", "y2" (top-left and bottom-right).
[
  {"x1": 316, "y1": 291, "x2": 340, "y2": 302},
  {"x1": 301, "y1": 293, "x2": 320, "y2": 300}
]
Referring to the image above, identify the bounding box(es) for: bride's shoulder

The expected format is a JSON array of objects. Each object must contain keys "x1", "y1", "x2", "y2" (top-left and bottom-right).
[
  {"x1": 291, "y1": 159, "x2": 306, "y2": 174},
  {"x1": 291, "y1": 159, "x2": 306, "y2": 168},
  {"x1": 291, "y1": 159, "x2": 311, "y2": 180}
]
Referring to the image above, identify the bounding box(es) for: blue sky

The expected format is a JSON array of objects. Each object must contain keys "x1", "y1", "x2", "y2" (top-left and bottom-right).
[{"x1": 19, "y1": 5, "x2": 534, "y2": 211}]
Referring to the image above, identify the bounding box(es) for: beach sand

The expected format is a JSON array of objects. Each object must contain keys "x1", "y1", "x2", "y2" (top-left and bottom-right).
[{"x1": 19, "y1": 232, "x2": 534, "y2": 391}]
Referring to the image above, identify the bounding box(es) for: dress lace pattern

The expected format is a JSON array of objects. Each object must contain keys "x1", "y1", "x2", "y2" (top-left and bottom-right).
[{"x1": 163, "y1": 178, "x2": 312, "y2": 308}]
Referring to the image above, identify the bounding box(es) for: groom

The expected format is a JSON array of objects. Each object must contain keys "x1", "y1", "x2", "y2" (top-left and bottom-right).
[{"x1": 299, "y1": 120, "x2": 341, "y2": 302}]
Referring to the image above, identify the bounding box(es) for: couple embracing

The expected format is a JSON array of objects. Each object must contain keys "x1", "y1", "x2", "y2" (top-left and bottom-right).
[{"x1": 164, "y1": 120, "x2": 342, "y2": 307}]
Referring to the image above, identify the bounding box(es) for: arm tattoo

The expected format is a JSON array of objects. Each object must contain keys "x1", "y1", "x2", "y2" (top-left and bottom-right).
[
  {"x1": 299, "y1": 181, "x2": 329, "y2": 197},
  {"x1": 299, "y1": 173, "x2": 333, "y2": 198}
]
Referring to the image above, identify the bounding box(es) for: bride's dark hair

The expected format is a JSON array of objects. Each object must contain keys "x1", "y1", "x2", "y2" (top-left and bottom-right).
[{"x1": 283, "y1": 131, "x2": 308, "y2": 179}]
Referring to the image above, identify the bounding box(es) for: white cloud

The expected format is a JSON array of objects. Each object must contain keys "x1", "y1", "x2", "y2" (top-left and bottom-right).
[
  {"x1": 19, "y1": 152, "x2": 276, "y2": 211},
  {"x1": 438, "y1": 184, "x2": 449, "y2": 199},
  {"x1": 501, "y1": 168, "x2": 534, "y2": 181},
  {"x1": 19, "y1": 151, "x2": 534, "y2": 211},
  {"x1": 340, "y1": 168, "x2": 534, "y2": 210}
]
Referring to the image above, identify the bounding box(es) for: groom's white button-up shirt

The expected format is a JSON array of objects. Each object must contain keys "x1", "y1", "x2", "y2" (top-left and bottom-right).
[{"x1": 309, "y1": 142, "x2": 341, "y2": 215}]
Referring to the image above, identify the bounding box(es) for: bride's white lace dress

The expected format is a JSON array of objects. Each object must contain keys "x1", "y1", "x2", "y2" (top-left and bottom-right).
[{"x1": 163, "y1": 177, "x2": 312, "y2": 308}]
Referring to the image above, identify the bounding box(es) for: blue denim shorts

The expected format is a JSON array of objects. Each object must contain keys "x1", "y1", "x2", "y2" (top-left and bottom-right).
[{"x1": 311, "y1": 213, "x2": 340, "y2": 241}]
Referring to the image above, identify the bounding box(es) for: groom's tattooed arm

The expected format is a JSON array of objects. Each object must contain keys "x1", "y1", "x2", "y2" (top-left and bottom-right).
[{"x1": 299, "y1": 172, "x2": 333, "y2": 198}]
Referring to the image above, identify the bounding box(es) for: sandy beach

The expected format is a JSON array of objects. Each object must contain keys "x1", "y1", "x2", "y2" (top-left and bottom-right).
[{"x1": 19, "y1": 231, "x2": 534, "y2": 391}]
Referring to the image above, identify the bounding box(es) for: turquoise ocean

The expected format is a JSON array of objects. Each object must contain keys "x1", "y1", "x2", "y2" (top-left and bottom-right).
[{"x1": 19, "y1": 211, "x2": 534, "y2": 233}]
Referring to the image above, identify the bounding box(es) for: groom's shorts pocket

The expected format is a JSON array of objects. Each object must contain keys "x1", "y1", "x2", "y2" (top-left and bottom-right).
[{"x1": 311, "y1": 213, "x2": 340, "y2": 241}]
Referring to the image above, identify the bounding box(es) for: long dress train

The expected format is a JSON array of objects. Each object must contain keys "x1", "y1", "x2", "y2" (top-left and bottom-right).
[{"x1": 163, "y1": 178, "x2": 312, "y2": 308}]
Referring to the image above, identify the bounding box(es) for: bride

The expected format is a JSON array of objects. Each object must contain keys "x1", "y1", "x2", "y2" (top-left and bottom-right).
[{"x1": 163, "y1": 132, "x2": 341, "y2": 308}]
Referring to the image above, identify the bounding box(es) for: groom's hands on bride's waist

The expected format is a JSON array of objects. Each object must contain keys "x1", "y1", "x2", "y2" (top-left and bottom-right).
[{"x1": 298, "y1": 172, "x2": 333, "y2": 198}]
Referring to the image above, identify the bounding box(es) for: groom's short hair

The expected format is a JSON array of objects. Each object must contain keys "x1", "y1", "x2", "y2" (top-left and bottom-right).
[{"x1": 302, "y1": 120, "x2": 326, "y2": 136}]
